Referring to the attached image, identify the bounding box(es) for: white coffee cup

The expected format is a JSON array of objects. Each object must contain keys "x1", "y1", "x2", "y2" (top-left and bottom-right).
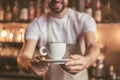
[{"x1": 39, "y1": 42, "x2": 66, "y2": 60}]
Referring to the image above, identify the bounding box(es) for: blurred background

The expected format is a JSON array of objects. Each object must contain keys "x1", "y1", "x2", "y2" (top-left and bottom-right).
[{"x1": 0, "y1": 0, "x2": 120, "y2": 80}]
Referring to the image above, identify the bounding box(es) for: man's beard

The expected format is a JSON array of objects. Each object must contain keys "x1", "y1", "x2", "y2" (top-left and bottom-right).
[{"x1": 48, "y1": 0, "x2": 66, "y2": 13}]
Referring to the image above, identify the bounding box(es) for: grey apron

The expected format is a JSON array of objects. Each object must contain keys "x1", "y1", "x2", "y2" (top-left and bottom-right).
[
  {"x1": 36, "y1": 9, "x2": 89, "y2": 80},
  {"x1": 43, "y1": 43, "x2": 88, "y2": 80}
]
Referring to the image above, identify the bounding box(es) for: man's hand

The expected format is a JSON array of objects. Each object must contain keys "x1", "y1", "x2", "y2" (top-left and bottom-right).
[
  {"x1": 62, "y1": 54, "x2": 90, "y2": 74},
  {"x1": 30, "y1": 56, "x2": 50, "y2": 76}
]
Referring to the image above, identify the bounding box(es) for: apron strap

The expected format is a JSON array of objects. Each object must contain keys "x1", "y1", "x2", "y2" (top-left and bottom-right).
[{"x1": 68, "y1": 11, "x2": 86, "y2": 55}]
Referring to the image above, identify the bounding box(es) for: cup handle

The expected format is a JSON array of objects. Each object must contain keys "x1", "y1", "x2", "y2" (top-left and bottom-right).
[{"x1": 39, "y1": 47, "x2": 48, "y2": 56}]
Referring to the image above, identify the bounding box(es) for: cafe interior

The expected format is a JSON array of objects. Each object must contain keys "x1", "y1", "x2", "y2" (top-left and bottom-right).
[{"x1": 0, "y1": 0, "x2": 120, "y2": 80}]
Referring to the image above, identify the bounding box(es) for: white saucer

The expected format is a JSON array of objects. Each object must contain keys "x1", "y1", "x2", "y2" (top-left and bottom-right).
[{"x1": 41, "y1": 59, "x2": 71, "y2": 64}]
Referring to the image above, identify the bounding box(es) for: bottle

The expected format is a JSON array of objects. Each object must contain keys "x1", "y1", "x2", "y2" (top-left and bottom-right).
[
  {"x1": 95, "y1": 59, "x2": 106, "y2": 78},
  {"x1": 109, "y1": 65, "x2": 117, "y2": 80},
  {"x1": 29, "y1": 1, "x2": 35, "y2": 21},
  {"x1": 12, "y1": 0, "x2": 19, "y2": 22},
  {"x1": 102, "y1": 1, "x2": 115, "y2": 23},
  {"x1": 94, "y1": 44, "x2": 107, "y2": 79},
  {"x1": 85, "y1": 0, "x2": 93, "y2": 16},
  {"x1": 44, "y1": 0, "x2": 49, "y2": 14},
  {"x1": 36, "y1": 0, "x2": 42, "y2": 17},
  {"x1": 94, "y1": 0, "x2": 102, "y2": 23},
  {"x1": 5, "y1": 4, "x2": 12, "y2": 22},
  {"x1": 0, "y1": 0, "x2": 4, "y2": 21},
  {"x1": 20, "y1": 0, "x2": 28, "y2": 21},
  {"x1": 78, "y1": 0, "x2": 85, "y2": 12},
  {"x1": 71, "y1": 0, "x2": 77, "y2": 10}
]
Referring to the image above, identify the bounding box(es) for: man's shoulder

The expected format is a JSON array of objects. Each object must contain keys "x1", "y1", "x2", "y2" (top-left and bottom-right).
[
  {"x1": 68, "y1": 8, "x2": 86, "y2": 15},
  {"x1": 68, "y1": 8, "x2": 92, "y2": 21},
  {"x1": 33, "y1": 14, "x2": 47, "y2": 23},
  {"x1": 27, "y1": 14, "x2": 47, "y2": 29}
]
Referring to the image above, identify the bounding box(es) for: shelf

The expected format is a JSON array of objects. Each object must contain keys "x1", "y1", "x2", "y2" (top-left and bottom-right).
[
  {"x1": 0, "y1": 22, "x2": 28, "y2": 28},
  {"x1": 0, "y1": 71, "x2": 42, "y2": 79},
  {"x1": 0, "y1": 42, "x2": 23, "y2": 48},
  {"x1": 0, "y1": 41, "x2": 23, "y2": 44}
]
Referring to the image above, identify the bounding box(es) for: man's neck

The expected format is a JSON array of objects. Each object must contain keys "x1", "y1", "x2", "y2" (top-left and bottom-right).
[{"x1": 49, "y1": 8, "x2": 68, "y2": 18}]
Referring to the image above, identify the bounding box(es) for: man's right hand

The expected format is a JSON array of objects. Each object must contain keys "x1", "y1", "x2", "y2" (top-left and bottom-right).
[{"x1": 30, "y1": 56, "x2": 50, "y2": 76}]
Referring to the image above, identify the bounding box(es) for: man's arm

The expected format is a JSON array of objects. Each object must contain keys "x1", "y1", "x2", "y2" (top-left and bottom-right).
[
  {"x1": 64, "y1": 31, "x2": 100, "y2": 74},
  {"x1": 83, "y1": 31, "x2": 100, "y2": 66},
  {"x1": 17, "y1": 39, "x2": 50, "y2": 75},
  {"x1": 17, "y1": 39, "x2": 38, "y2": 73}
]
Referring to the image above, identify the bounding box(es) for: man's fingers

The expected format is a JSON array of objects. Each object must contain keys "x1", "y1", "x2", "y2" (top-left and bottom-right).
[
  {"x1": 65, "y1": 59, "x2": 84, "y2": 66},
  {"x1": 70, "y1": 54, "x2": 81, "y2": 59},
  {"x1": 66, "y1": 65, "x2": 83, "y2": 71},
  {"x1": 31, "y1": 56, "x2": 47, "y2": 64},
  {"x1": 35, "y1": 56, "x2": 46, "y2": 60},
  {"x1": 66, "y1": 65, "x2": 84, "y2": 74}
]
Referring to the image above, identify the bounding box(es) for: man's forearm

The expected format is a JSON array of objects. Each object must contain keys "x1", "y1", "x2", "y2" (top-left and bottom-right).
[{"x1": 85, "y1": 45, "x2": 100, "y2": 66}]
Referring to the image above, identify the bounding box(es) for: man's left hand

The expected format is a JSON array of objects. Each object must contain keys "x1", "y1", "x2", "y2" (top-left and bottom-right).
[{"x1": 63, "y1": 54, "x2": 90, "y2": 74}]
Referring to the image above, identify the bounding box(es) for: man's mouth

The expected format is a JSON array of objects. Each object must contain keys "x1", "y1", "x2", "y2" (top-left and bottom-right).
[
  {"x1": 49, "y1": 0, "x2": 65, "y2": 13},
  {"x1": 54, "y1": 3, "x2": 62, "y2": 8}
]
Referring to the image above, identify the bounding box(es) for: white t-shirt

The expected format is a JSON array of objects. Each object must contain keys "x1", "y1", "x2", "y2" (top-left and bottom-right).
[
  {"x1": 25, "y1": 8, "x2": 96, "y2": 80},
  {"x1": 25, "y1": 8, "x2": 96, "y2": 47}
]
